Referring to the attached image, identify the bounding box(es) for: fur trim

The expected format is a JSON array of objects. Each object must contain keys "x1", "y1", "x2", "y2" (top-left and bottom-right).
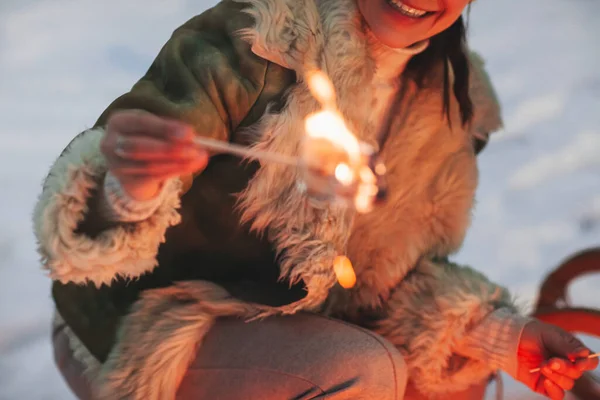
[
  {"x1": 32, "y1": 128, "x2": 182, "y2": 286},
  {"x1": 235, "y1": 0, "x2": 324, "y2": 72},
  {"x1": 235, "y1": 0, "x2": 478, "y2": 314},
  {"x1": 373, "y1": 259, "x2": 516, "y2": 396},
  {"x1": 468, "y1": 51, "x2": 504, "y2": 141},
  {"x1": 53, "y1": 311, "x2": 101, "y2": 378},
  {"x1": 344, "y1": 95, "x2": 478, "y2": 309},
  {"x1": 96, "y1": 281, "x2": 258, "y2": 400}
]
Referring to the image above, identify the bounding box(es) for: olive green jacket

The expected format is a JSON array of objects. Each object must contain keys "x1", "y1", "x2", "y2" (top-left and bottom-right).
[{"x1": 34, "y1": 0, "x2": 512, "y2": 398}]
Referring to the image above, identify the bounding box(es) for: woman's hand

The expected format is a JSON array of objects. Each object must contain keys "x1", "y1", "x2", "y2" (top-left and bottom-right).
[
  {"x1": 101, "y1": 110, "x2": 208, "y2": 201},
  {"x1": 516, "y1": 319, "x2": 598, "y2": 399}
]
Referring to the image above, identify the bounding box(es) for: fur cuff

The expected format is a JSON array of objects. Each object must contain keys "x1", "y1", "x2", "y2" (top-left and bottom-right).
[
  {"x1": 96, "y1": 281, "x2": 258, "y2": 400},
  {"x1": 33, "y1": 128, "x2": 182, "y2": 286},
  {"x1": 375, "y1": 258, "x2": 517, "y2": 396},
  {"x1": 457, "y1": 307, "x2": 531, "y2": 379},
  {"x1": 101, "y1": 171, "x2": 175, "y2": 223}
]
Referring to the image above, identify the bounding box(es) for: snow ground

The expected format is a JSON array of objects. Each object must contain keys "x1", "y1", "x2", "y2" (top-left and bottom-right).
[{"x1": 0, "y1": 0, "x2": 598, "y2": 399}]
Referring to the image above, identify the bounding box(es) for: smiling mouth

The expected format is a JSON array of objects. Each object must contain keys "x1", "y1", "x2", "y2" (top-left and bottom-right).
[{"x1": 385, "y1": 0, "x2": 435, "y2": 18}]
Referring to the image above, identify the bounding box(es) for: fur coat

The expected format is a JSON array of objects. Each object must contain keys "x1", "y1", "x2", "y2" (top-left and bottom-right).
[{"x1": 33, "y1": 0, "x2": 513, "y2": 398}]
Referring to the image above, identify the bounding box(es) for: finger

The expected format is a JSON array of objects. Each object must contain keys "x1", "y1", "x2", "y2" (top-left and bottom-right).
[
  {"x1": 543, "y1": 379, "x2": 565, "y2": 400},
  {"x1": 108, "y1": 110, "x2": 194, "y2": 142},
  {"x1": 112, "y1": 136, "x2": 206, "y2": 161},
  {"x1": 569, "y1": 347, "x2": 591, "y2": 361},
  {"x1": 546, "y1": 358, "x2": 583, "y2": 380},
  {"x1": 543, "y1": 325, "x2": 588, "y2": 360},
  {"x1": 534, "y1": 377, "x2": 546, "y2": 395},
  {"x1": 575, "y1": 356, "x2": 599, "y2": 372},
  {"x1": 541, "y1": 365, "x2": 575, "y2": 391}
]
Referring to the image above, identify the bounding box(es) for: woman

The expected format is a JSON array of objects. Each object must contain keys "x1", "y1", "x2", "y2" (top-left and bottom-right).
[{"x1": 35, "y1": 0, "x2": 597, "y2": 399}]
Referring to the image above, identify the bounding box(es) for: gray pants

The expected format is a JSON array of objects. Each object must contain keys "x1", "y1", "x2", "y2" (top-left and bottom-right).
[{"x1": 53, "y1": 313, "x2": 408, "y2": 399}]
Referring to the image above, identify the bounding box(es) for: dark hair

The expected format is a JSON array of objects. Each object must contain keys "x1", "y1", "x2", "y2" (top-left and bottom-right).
[{"x1": 405, "y1": 15, "x2": 473, "y2": 127}]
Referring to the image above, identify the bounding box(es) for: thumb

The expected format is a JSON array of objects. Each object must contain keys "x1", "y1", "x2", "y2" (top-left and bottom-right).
[{"x1": 542, "y1": 325, "x2": 590, "y2": 361}]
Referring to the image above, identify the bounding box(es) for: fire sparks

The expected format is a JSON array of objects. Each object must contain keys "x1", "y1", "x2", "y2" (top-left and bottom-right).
[
  {"x1": 334, "y1": 163, "x2": 354, "y2": 186},
  {"x1": 304, "y1": 70, "x2": 361, "y2": 163}
]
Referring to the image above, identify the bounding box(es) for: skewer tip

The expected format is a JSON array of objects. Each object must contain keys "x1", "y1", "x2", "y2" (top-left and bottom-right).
[{"x1": 529, "y1": 353, "x2": 600, "y2": 373}]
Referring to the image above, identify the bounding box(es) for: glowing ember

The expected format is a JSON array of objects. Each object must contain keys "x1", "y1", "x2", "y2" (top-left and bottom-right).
[{"x1": 334, "y1": 255, "x2": 357, "y2": 289}]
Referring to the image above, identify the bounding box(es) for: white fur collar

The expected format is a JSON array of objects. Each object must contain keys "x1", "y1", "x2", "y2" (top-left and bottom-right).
[{"x1": 234, "y1": 0, "x2": 478, "y2": 312}]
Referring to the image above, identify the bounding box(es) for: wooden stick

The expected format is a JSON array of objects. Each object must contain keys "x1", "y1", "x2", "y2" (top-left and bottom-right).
[
  {"x1": 530, "y1": 353, "x2": 600, "y2": 373},
  {"x1": 193, "y1": 136, "x2": 299, "y2": 167}
]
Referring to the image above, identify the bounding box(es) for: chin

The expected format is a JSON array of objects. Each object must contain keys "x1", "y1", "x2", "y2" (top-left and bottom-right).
[
  {"x1": 358, "y1": 0, "x2": 438, "y2": 49},
  {"x1": 369, "y1": 25, "x2": 422, "y2": 49}
]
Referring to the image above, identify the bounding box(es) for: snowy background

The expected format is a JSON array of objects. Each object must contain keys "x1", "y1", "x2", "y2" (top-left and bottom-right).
[{"x1": 0, "y1": 0, "x2": 598, "y2": 399}]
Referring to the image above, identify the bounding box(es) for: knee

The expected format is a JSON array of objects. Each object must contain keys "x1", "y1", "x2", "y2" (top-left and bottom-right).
[
  {"x1": 317, "y1": 318, "x2": 408, "y2": 399},
  {"x1": 348, "y1": 328, "x2": 408, "y2": 399}
]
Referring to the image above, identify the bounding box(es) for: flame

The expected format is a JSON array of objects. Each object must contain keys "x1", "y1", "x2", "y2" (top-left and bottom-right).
[
  {"x1": 304, "y1": 111, "x2": 361, "y2": 165},
  {"x1": 305, "y1": 71, "x2": 362, "y2": 164},
  {"x1": 306, "y1": 70, "x2": 336, "y2": 108},
  {"x1": 302, "y1": 70, "x2": 380, "y2": 215}
]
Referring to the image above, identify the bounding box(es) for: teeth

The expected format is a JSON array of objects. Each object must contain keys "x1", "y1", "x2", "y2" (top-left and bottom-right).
[{"x1": 387, "y1": 0, "x2": 429, "y2": 18}]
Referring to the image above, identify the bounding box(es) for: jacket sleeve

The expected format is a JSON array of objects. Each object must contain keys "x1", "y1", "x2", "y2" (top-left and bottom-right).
[
  {"x1": 32, "y1": 1, "x2": 268, "y2": 287},
  {"x1": 468, "y1": 51, "x2": 503, "y2": 154},
  {"x1": 374, "y1": 258, "x2": 528, "y2": 395}
]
